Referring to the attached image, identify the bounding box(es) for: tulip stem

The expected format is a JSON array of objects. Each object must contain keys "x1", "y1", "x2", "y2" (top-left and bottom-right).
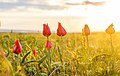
[
  {"x1": 58, "y1": 46, "x2": 63, "y2": 64},
  {"x1": 48, "y1": 49, "x2": 52, "y2": 75},
  {"x1": 86, "y1": 36, "x2": 89, "y2": 49},
  {"x1": 58, "y1": 36, "x2": 63, "y2": 64},
  {"x1": 110, "y1": 34, "x2": 116, "y2": 73},
  {"x1": 47, "y1": 36, "x2": 49, "y2": 40},
  {"x1": 15, "y1": 54, "x2": 20, "y2": 71},
  {"x1": 110, "y1": 34, "x2": 114, "y2": 52},
  {"x1": 60, "y1": 36, "x2": 66, "y2": 76}
]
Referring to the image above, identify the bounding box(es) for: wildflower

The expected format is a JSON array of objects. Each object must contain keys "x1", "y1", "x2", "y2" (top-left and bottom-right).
[
  {"x1": 45, "y1": 40, "x2": 52, "y2": 49},
  {"x1": 83, "y1": 24, "x2": 90, "y2": 36},
  {"x1": 57, "y1": 22, "x2": 67, "y2": 36},
  {"x1": 32, "y1": 49, "x2": 37, "y2": 56},
  {"x1": 17, "y1": 65, "x2": 22, "y2": 71},
  {"x1": 105, "y1": 23, "x2": 115, "y2": 34},
  {"x1": 43, "y1": 23, "x2": 51, "y2": 37},
  {"x1": 13, "y1": 39, "x2": 22, "y2": 54}
]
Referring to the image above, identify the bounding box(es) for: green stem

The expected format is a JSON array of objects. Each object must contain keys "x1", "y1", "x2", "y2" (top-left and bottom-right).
[
  {"x1": 86, "y1": 36, "x2": 89, "y2": 49},
  {"x1": 48, "y1": 49, "x2": 52, "y2": 74},
  {"x1": 60, "y1": 36, "x2": 63, "y2": 64},
  {"x1": 58, "y1": 46, "x2": 63, "y2": 64},
  {"x1": 61, "y1": 36, "x2": 63, "y2": 41},
  {"x1": 110, "y1": 34, "x2": 115, "y2": 73},
  {"x1": 47, "y1": 36, "x2": 49, "y2": 40},
  {"x1": 82, "y1": 33, "x2": 86, "y2": 48},
  {"x1": 14, "y1": 54, "x2": 20, "y2": 71},
  {"x1": 110, "y1": 34, "x2": 114, "y2": 52},
  {"x1": 60, "y1": 36, "x2": 66, "y2": 75},
  {"x1": 86, "y1": 35, "x2": 89, "y2": 59}
]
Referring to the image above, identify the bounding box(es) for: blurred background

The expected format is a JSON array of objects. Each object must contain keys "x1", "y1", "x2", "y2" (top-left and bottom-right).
[{"x1": 0, "y1": 0, "x2": 120, "y2": 32}]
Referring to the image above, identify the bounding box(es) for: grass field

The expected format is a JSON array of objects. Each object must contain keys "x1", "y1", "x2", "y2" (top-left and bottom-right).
[{"x1": 0, "y1": 32, "x2": 120, "y2": 76}]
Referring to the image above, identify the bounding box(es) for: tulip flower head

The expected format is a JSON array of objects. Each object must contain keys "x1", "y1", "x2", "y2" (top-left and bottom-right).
[
  {"x1": 57, "y1": 22, "x2": 67, "y2": 36},
  {"x1": 13, "y1": 39, "x2": 22, "y2": 54},
  {"x1": 105, "y1": 23, "x2": 115, "y2": 34},
  {"x1": 32, "y1": 50, "x2": 37, "y2": 56},
  {"x1": 83, "y1": 24, "x2": 90, "y2": 36},
  {"x1": 43, "y1": 23, "x2": 51, "y2": 37},
  {"x1": 45, "y1": 40, "x2": 52, "y2": 49}
]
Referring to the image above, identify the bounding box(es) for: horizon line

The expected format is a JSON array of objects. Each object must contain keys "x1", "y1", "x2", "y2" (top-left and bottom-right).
[{"x1": 0, "y1": 29, "x2": 119, "y2": 33}]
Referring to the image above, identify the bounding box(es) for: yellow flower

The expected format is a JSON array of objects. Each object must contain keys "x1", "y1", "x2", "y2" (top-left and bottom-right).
[
  {"x1": 17, "y1": 65, "x2": 22, "y2": 71},
  {"x1": 83, "y1": 24, "x2": 90, "y2": 36},
  {"x1": 15, "y1": 65, "x2": 26, "y2": 76},
  {"x1": 105, "y1": 23, "x2": 115, "y2": 34}
]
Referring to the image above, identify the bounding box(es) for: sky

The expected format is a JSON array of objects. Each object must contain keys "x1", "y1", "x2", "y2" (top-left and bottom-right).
[{"x1": 0, "y1": 0, "x2": 120, "y2": 32}]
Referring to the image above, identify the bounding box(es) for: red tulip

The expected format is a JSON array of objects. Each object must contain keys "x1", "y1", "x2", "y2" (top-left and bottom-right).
[
  {"x1": 45, "y1": 40, "x2": 52, "y2": 49},
  {"x1": 32, "y1": 50, "x2": 37, "y2": 56},
  {"x1": 83, "y1": 24, "x2": 90, "y2": 36},
  {"x1": 57, "y1": 22, "x2": 67, "y2": 36},
  {"x1": 13, "y1": 39, "x2": 22, "y2": 54},
  {"x1": 105, "y1": 23, "x2": 115, "y2": 34},
  {"x1": 43, "y1": 23, "x2": 51, "y2": 37}
]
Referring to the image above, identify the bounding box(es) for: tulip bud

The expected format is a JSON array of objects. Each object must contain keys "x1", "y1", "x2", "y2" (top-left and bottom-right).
[
  {"x1": 32, "y1": 50, "x2": 37, "y2": 56},
  {"x1": 45, "y1": 40, "x2": 52, "y2": 49},
  {"x1": 13, "y1": 39, "x2": 22, "y2": 54},
  {"x1": 43, "y1": 23, "x2": 51, "y2": 37},
  {"x1": 57, "y1": 22, "x2": 67, "y2": 36},
  {"x1": 83, "y1": 24, "x2": 90, "y2": 36},
  {"x1": 105, "y1": 23, "x2": 115, "y2": 34}
]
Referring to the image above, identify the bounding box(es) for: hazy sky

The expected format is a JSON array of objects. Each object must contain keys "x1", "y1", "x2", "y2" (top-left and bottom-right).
[{"x1": 0, "y1": 0, "x2": 120, "y2": 32}]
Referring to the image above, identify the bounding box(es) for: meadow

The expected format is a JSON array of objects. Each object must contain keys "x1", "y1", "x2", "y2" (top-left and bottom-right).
[{"x1": 0, "y1": 31, "x2": 120, "y2": 76}]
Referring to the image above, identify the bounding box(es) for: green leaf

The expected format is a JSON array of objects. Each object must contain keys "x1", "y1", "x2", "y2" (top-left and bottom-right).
[
  {"x1": 38, "y1": 55, "x2": 48, "y2": 65},
  {"x1": 20, "y1": 51, "x2": 31, "y2": 65}
]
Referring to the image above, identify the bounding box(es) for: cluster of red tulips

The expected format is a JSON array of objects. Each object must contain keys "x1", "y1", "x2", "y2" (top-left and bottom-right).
[
  {"x1": 12, "y1": 22, "x2": 67, "y2": 55},
  {"x1": 12, "y1": 22, "x2": 115, "y2": 55}
]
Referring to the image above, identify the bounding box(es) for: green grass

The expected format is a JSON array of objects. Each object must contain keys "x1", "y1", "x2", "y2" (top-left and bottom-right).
[{"x1": 0, "y1": 32, "x2": 120, "y2": 76}]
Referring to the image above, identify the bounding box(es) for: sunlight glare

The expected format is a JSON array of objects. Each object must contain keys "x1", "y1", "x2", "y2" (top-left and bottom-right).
[{"x1": 47, "y1": 0, "x2": 63, "y2": 6}]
